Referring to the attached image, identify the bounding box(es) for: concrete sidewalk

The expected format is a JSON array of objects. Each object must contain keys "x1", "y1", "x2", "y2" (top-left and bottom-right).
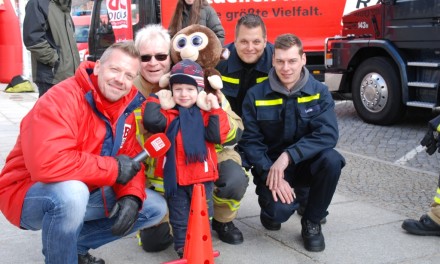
[{"x1": 1, "y1": 83, "x2": 439, "y2": 264}]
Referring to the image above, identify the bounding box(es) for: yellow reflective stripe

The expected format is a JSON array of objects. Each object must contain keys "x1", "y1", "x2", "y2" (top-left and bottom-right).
[
  {"x1": 222, "y1": 76, "x2": 239, "y2": 84},
  {"x1": 212, "y1": 195, "x2": 241, "y2": 211},
  {"x1": 134, "y1": 108, "x2": 144, "y2": 145},
  {"x1": 144, "y1": 157, "x2": 156, "y2": 178},
  {"x1": 297, "y1": 93, "x2": 320, "y2": 103},
  {"x1": 255, "y1": 98, "x2": 283, "y2": 106},
  {"x1": 136, "y1": 231, "x2": 142, "y2": 246},
  {"x1": 215, "y1": 144, "x2": 223, "y2": 153},
  {"x1": 434, "y1": 188, "x2": 440, "y2": 204},
  {"x1": 225, "y1": 126, "x2": 238, "y2": 143},
  {"x1": 148, "y1": 178, "x2": 165, "y2": 193},
  {"x1": 436, "y1": 124, "x2": 440, "y2": 133},
  {"x1": 256, "y1": 76, "x2": 268, "y2": 83}
]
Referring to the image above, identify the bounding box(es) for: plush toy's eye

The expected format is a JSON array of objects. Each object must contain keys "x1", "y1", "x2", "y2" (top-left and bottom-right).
[
  {"x1": 176, "y1": 37, "x2": 187, "y2": 49},
  {"x1": 188, "y1": 32, "x2": 209, "y2": 50},
  {"x1": 191, "y1": 36, "x2": 203, "y2": 47}
]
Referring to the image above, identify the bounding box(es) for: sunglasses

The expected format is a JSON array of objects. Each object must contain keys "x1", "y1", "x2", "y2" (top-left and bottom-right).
[{"x1": 141, "y1": 54, "x2": 169, "y2": 62}]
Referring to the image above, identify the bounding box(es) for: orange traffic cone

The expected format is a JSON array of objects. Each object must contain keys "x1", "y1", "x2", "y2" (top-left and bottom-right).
[{"x1": 163, "y1": 183, "x2": 220, "y2": 264}]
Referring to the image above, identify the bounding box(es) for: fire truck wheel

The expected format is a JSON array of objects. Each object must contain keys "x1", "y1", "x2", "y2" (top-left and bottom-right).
[{"x1": 352, "y1": 56, "x2": 405, "y2": 125}]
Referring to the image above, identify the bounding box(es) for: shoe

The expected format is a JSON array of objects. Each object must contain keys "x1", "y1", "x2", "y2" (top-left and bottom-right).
[
  {"x1": 297, "y1": 205, "x2": 327, "y2": 224},
  {"x1": 260, "y1": 213, "x2": 281, "y2": 231},
  {"x1": 212, "y1": 219, "x2": 244, "y2": 245},
  {"x1": 301, "y1": 218, "x2": 325, "y2": 252},
  {"x1": 78, "y1": 253, "x2": 105, "y2": 264},
  {"x1": 138, "y1": 222, "x2": 173, "y2": 252},
  {"x1": 402, "y1": 214, "x2": 440, "y2": 236}
]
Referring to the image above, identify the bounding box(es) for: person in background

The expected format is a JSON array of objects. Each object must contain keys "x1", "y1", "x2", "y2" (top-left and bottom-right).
[
  {"x1": 133, "y1": 24, "x2": 174, "y2": 253},
  {"x1": 0, "y1": 42, "x2": 167, "y2": 264},
  {"x1": 23, "y1": 0, "x2": 80, "y2": 97},
  {"x1": 143, "y1": 59, "x2": 230, "y2": 257},
  {"x1": 168, "y1": 0, "x2": 225, "y2": 45},
  {"x1": 402, "y1": 115, "x2": 440, "y2": 236},
  {"x1": 238, "y1": 34, "x2": 345, "y2": 252}
]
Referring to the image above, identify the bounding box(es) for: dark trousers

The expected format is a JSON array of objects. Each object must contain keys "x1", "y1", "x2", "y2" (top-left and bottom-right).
[
  {"x1": 167, "y1": 182, "x2": 214, "y2": 251},
  {"x1": 254, "y1": 149, "x2": 345, "y2": 224},
  {"x1": 35, "y1": 81, "x2": 54, "y2": 97}
]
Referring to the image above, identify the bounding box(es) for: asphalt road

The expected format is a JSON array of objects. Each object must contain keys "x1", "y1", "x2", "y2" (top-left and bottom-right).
[{"x1": 334, "y1": 100, "x2": 440, "y2": 220}]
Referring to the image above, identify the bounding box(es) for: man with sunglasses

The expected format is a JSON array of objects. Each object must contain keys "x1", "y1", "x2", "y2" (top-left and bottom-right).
[{"x1": 132, "y1": 24, "x2": 175, "y2": 253}]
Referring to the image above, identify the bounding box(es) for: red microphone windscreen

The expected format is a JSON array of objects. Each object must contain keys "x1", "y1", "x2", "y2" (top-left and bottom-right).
[{"x1": 144, "y1": 133, "x2": 171, "y2": 158}]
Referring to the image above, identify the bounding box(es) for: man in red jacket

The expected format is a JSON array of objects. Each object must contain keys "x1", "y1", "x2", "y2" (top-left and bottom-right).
[{"x1": 0, "y1": 41, "x2": 167, "y2": 264}]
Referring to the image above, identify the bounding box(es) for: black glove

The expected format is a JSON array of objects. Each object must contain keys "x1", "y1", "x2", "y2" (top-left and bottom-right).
[
  {"x1": 115, "y1": 155, "x2": 141, "y2": 185},
  {"x1": 109, "y1": 195, "x2": 141, "y2": 236},
  {"x1": 420, "y1": 126, "x2": 439, "y2": 155}
]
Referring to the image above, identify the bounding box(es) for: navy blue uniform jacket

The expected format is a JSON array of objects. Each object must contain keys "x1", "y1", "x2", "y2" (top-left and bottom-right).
[{"x1": 239, "y1": 75, "x2": 339, "y2": 180}]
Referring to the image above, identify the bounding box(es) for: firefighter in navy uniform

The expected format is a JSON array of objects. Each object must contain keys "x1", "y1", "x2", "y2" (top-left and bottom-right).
[
  {"x1": 216, "y1": 13, "x2": 316, "y2": 221},
  {"x1": 402, "y1": 114, "x2": 440, "y2": 236},
  {"x1": 238, "y1": 34, "x2": 345, "y2": 252},
  {"x1": 215, "y1": 14, "x2": 273, "y2": 117}
]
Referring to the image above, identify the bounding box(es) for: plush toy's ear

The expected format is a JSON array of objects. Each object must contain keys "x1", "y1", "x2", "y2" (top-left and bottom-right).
[
  {"x1": 221, "y1": 48, "x2": 230, "y2": 60},
  {"x1": 196, "y1": 91, "x2": 212, "y2": 111},
  {"x1": 156, "y1": 89, "x2": 176, "y2": 110},
  {"x1": 207, "y1": 75, "x2": 222, "y2": 90},
  {"x1": 159, "y1": 72, "x2": 171, "y2": 88}
]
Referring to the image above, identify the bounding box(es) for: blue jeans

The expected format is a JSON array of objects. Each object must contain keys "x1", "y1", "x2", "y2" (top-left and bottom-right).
[
  {"x1": 167, "y1": 182, "x2": 214, "y2": 251},
  {"x1": 20, "y1": 180, "x2": 167, "y2": 264}
]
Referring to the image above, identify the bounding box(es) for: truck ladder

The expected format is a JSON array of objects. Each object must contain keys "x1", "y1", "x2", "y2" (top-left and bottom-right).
[{"x1": 406, "y1": 61, "x2": 440, "y2": 108}]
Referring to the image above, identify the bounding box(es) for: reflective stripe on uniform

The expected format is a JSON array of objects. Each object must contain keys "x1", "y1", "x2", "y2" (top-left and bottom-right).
[
  {"x1": 255, "y1": 98, "x2": 283, "y2": 106},
  {"x1": 297, "y1": 93, "x2": 320, "y2": 103},
  {"x1": 213, "y1": 194, "x2": 241, "y2": 211},
  {"x1": 222, "y1": 76, "x2": 239, "y2": 84},
  {"x1": 256, "y1": 76, "x2": 268, "y2": 83},
  {"x1": 134, "y1": 108, "x2": 144, "y2": 145},
  {"x1": 434, "y1": 187, "x2": 440, "y2": 204},
  {"x1": 149, "y1": 177, "x2": 165, "y2": 193}
]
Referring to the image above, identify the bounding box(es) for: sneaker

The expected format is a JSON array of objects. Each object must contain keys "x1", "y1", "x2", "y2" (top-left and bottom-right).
[
  {"x1": 212, "y1": 219, "x2": 244, "y2": 245},
  {"x1": 260, "y1": 212, "x2": 281, "y2": 231},
  {"x1": 78, "y1": 253, "x2": 105, "y2": 264},
  {"x1": 4, "y1": 76, "x2": 35, "y2": 93},
  {"x1": 402, "y1": 214, "x2": 440, "y2": 236},
  {"x1": 297, "y1": 205, "x2": 327, "y2": 224},
  {"x1": 301, "y1": 218, "x2": 325, "y2": 252}
]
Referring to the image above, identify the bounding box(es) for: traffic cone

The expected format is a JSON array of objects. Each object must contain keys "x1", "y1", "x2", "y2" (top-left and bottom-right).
[{"x1": 163, "y1": 183, "x2": 220, "y2": 264}]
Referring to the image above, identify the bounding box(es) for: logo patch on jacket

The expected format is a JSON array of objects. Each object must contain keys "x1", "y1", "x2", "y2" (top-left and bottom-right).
[
  {"x1": 302, "y1": 104, "x2": 321, "y2": 115},
  {"x1": 121, "y1": 124, "x2": 132, "y2": 148}
]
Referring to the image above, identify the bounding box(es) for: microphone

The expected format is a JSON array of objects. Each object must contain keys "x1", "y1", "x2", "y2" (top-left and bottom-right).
[{"x1": 133, "y1": 133, "x2": 171, "y2": 163}]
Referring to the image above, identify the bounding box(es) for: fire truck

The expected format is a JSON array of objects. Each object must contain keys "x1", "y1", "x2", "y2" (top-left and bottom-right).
[
  {"x1": 325, "y1": 0, "x2": 440, "y2": 125},
  {"x1": 87, "y1": 0, "x2": 376, "y2": 82}
]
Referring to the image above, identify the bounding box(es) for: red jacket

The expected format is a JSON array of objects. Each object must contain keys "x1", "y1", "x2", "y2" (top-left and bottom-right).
[
  {"x1": 143, "y1": 95, "x2": 230, "y2": 186},
  {"x1": 0, "y1": 61, "x2": 146, "y2": 227}
]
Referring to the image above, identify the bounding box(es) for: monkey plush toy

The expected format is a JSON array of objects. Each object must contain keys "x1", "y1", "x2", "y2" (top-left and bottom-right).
[{"x1": 157, "y1": 25, "x2": 230, "y2": 111}]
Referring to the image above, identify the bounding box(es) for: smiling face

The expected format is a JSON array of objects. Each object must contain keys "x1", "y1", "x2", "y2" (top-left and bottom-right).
[
  {"x1": 273, "y1": 45, "x2": 306, "y2": 90},
  {"x1": 93, "y1": 49, "x2": 140, "y2": 102},
  {"x1": 234, "y1": 25, "x2": 267, "y2": 64},
  {"x1": 172, "y1": 83, "x2": 198, "y2": 108},
  {"x1": 138, "y1": 37, "x2": 171, "y2": 84}
]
